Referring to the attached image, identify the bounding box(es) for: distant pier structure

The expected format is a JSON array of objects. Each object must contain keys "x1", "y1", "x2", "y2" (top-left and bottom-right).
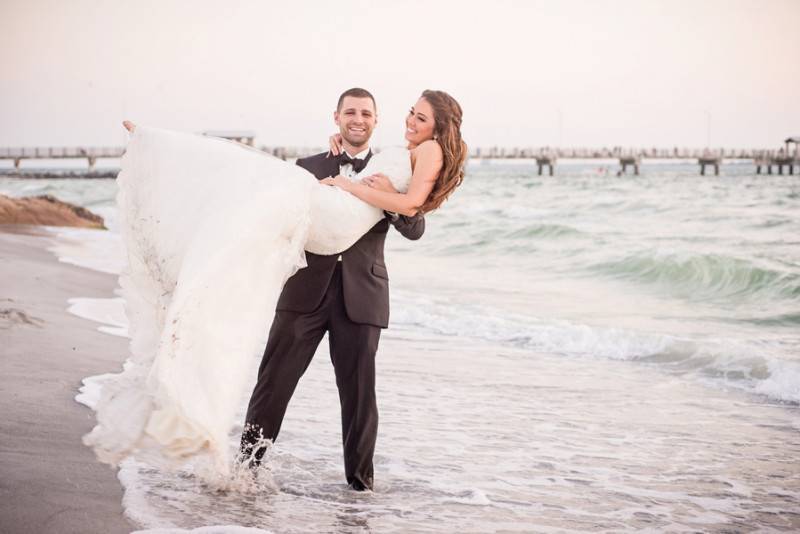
[
  {"x1": 471, "y1": 142, "x2": 799, "y2": 176},
  {"x1": 2, "y1": 135, "x2": 799, "y2": 177},
  {"x1": 0, "y1": 146, "x2": 124, "y2": 171},
  {"x1": 755, "y1": 137, "x2": 799, "y2": 175}
]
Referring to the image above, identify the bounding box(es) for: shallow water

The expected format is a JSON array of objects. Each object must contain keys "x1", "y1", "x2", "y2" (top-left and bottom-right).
[
  {"x1": 4, "y1": 160, "x2": 799, "y2": 531},
  {"x1": 116, "y1": 334, "x2": 800, "y2": 532}
]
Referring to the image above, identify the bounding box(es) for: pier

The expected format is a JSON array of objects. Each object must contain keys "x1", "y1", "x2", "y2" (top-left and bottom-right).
[
  {"x1": 2, "y1": 135, "x2": 798, "y2": 177},
  {"x1": 469, "y1": 144, "x2": 799, "y2": 176},
  {"x1": 0, "y1": 131, "x2": 259, "y2": 172},
  {"x1": 754, "y1": 137, "x2": 799, "y2": 175},
  {"x1": 0, "y1": 146, "x2": 125, "y2": 171}
]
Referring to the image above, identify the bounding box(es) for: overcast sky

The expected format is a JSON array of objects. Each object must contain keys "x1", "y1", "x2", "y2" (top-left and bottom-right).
[{"x1": 1, "y1": 0, "x2": 798, "y2": 149}]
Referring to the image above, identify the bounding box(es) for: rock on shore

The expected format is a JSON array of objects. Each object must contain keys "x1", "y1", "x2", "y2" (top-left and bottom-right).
[{"x1": 0, "y1": 194, "x2": 105, "y2": 229}]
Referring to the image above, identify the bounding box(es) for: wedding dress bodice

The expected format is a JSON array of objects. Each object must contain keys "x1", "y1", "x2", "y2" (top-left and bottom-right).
[{"x1": 307, "y1": 147, "x2": 412, "y2": 254}]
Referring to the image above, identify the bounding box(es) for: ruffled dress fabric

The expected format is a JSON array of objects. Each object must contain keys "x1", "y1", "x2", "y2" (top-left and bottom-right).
[{"x1": 83, "y1": 126, "x2": 411, "y2": 473}]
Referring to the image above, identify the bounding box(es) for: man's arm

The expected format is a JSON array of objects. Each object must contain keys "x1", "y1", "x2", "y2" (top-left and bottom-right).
[{"x1": 386, "y1": 211, "x2": 425, "y2": 241}]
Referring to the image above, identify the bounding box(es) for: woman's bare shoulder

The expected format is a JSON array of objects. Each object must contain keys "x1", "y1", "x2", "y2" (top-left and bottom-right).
[
  {"x1": 417, "y1": 139, "x2": 442, "y2": 155},
  {"x1": 410, "y1": 140, "x2": 443, "y2": 163}
]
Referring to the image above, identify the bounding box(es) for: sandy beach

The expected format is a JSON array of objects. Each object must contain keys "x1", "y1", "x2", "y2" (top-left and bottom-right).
[{"x1": 0, "y1": 226, "x2": 135, "y2": 534}]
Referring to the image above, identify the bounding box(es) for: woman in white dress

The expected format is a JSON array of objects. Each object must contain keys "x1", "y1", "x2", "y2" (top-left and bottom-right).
[{"x1": 84, "y1": 90, "x2": 467, "y2": 475}]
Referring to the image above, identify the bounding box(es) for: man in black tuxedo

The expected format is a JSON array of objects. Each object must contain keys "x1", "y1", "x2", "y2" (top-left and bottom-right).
[{"x1": 241, "y1": 88, "x2": 424, "y2": 491}]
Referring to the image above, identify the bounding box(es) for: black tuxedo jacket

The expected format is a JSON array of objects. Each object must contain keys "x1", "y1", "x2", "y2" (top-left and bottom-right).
[{"x1": 275, "y1": 151, "x2": 425, "y2": 328}]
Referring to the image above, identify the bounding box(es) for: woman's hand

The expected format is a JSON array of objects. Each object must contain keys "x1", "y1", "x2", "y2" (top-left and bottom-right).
[
  {"x1": 362, "y1": 173, "x2": 398, "y2": 193},
  {"x1": 320, "y1": 175, "x2": 353, "y2": 191},
  {"x1": 327, "y1": 133, "x2": 344, "y2": 157},
  {"x1": 122, "y1": 120, "x2": 136, "y2": 133}
]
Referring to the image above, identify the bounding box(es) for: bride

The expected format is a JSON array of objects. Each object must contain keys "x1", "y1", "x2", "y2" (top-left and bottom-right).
[{"x1": 84, "y1": 90, "x2": 467, "y2": 474}]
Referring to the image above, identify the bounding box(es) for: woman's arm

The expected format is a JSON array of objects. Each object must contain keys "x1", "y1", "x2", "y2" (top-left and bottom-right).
[
  {"x1": 321, "y1": 141, "x2": 443, "y2": 217},
  {"x1": 362, "y1": 173, "x2": 426, "y2": 240}
]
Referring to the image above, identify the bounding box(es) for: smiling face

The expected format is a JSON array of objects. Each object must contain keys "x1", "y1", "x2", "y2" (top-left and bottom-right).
[
  {"x1": 405, "y1": 97, "x2": 437, "y2": 149},
  {"x1": 334, "y1": 96, "x2": 377, "y2": 153}
]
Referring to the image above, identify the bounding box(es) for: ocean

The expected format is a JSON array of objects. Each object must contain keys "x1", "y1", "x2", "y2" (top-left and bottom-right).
[{"x1": 2, "y1": 159, "x2": 799, "y2": 532}]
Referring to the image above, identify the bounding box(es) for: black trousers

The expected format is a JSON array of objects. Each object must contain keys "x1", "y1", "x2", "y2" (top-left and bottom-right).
[{"x1": 241, "y1": 263, "x2": 380, "y2": 490}]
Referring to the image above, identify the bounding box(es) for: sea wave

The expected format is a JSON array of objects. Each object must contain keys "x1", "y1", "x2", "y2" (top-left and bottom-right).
[
  {"x1": 392, "y1": 291, "x2": 800, "y2": 404},
  {"x1": 592, "y1": 250, "x2": 800, "y2": 301},
  {"x1": 504, "y1": 223, "x2": 583, "y2": 239},
  {"x1": 746, "y1": 312, "x2": 800, "y2": 326},
  {"x1": 432, "y1": 221, "x2": 587, "y2": 256}
]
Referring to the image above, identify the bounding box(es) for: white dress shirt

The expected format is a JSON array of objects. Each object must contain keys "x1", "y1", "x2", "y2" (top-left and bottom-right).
[
  {"x1": 339, "y1": 147, "x2": 371, "y2": 179},
  {"x1": 337, "y1": 147, "x2": 370, "y2": 261}
]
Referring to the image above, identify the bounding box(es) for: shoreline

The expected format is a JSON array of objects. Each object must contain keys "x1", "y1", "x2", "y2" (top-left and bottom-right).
[{"x1": 0, "y1": 225, "x2": 136, "y2": 533}]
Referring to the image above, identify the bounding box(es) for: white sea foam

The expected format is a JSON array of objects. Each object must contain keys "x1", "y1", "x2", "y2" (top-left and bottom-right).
[
  {"x1": 755, "y1": 359, "x2": 800, "y2": 404},
  {"x1": 67, "y1": 297, "x2": 128, "y2": 337},
  {"x1": 76, "y1": 371, "x2": 125, "y2": 409},
  {"x1": 49, "y1": 227, "x2": 124, "y2": 274},
  {"x1": 390, "y1": 288, "x2": 800, "y2": 403}
]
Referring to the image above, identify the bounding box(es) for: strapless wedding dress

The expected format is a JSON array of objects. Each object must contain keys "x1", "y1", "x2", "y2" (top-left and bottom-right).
[{"x1": 83, "y1": 126, "x2": 412, "y2": 473}]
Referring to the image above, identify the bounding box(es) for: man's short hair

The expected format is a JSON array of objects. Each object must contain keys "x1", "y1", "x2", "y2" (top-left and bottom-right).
[{"x1": 337, "y1": 88, "x2": 376, "y2": 112}]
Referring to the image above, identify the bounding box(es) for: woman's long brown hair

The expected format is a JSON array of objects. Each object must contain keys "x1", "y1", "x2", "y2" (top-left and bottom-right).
[{"x1": 418, "y1": 90, "x2": 467, "y2": 213}]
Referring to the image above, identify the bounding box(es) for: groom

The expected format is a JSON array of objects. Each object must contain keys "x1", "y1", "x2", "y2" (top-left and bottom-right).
[{"x1": 241, "y1": 88, "x2": 424, "y2": 491}]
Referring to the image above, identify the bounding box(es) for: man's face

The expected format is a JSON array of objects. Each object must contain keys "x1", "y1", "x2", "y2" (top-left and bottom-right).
[{"x1": 334, "y1": 96, "x2": 377, "y2": 151}]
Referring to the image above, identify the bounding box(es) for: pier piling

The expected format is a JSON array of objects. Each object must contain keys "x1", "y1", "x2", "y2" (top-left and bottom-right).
[
  {"x1": 699, "y1": 157, "x2": 721, "y2": 176},
  {"x1": 535, "y1": 156, "x2": 555, "y2": 176},
  {"x1": 618, "y1": 157, "x2": 640, "y2": 176}
]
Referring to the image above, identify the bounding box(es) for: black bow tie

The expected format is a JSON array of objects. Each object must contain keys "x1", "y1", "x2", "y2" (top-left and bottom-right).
[{"x1": 340, "y1": 153, "x2": 368, "y2": 173}]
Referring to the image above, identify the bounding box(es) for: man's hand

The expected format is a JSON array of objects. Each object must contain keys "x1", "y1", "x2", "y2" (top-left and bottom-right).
[
  {"x1": 320, "y1": 175, "x2": 353, "y2": 191},
  {"x1": 362, "y1": 173, "x2": 397, "y2": 193}
]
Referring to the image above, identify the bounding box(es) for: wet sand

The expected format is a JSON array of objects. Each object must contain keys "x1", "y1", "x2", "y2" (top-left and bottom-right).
[{"x1": 0, "y1": 226, "x2": 135, "y2": 533}]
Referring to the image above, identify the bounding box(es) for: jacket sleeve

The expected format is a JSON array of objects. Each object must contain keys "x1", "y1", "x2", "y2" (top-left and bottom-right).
[
  {"x1": 295, "y1": 152, "x2": 332, "y2": 179},
  {"x1": 386, "y1": 211, "x2": 425, "y2": 241},
  {"x1": 295, "y1": 156, "x2": 313, "y2": 174}
]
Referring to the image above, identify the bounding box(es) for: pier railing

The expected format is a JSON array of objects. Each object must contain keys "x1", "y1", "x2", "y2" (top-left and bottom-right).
[{"x1": 0, "y1": 146, "x2": 125, "y2": 172}]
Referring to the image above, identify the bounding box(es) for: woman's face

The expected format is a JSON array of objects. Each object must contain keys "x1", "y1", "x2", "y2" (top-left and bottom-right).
[{"x1": 405, "y1": 97, "x2": 436, "y2": 148}]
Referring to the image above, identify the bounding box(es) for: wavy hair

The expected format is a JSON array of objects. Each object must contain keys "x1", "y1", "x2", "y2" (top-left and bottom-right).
[{"x1": 418, "y1": 89, "x2": 467, "y2": 213}]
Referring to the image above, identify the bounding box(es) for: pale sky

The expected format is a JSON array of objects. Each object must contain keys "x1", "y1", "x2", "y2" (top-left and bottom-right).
[{"x1": 1, "y1": 0, "x2": 798, "y2": 149}]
